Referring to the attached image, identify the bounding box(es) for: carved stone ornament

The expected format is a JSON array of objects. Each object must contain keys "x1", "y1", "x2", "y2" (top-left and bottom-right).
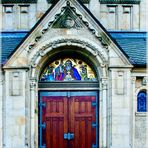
[
  {"x1": 30, "y1": 38, "x2": 107, "y2": 68},
  {"x1": 131, "y1": 77, "x2": 136, "y2": 84},
  {"x1": 142, "y1": 77, "x2": 147, "y2": 85},
  {"x1": 101, "y1": 78, "x2": 108, "y2": 89},
  {"x1": 63, "y1": 16, "x2": 75, "y2": 28},
  {"x1": 26, "y1": 1, "x2": 110, "y2": 52},
  {"x1": 30, "y1": 79, "x2": 37, "y2": 89}
]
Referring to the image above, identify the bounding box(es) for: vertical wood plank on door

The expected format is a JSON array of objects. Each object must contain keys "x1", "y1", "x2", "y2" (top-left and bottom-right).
[
  {"x1": 69, "y1": 97, "x2": 74, "y2": 148},
  {"x1": 52, "y1": 118, "x2": 57, "y2": 148},
  {"x1": 46, "y1": 118, "x2": 51, "y2": 147},
  {"x1": 64, "y1": 97, "x2": 68, "y2": 148}
]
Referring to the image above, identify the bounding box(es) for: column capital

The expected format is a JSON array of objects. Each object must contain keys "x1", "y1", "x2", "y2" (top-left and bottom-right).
[
  {"x1": 30, "y1": 78, "x2": 37, "y2": 90},
  {"x1": 100, "y1": 63, "x2": 106, "y2": 68},
  {"x1": 131, "y1": 76, "x2": 136, "y2": 84},
  {"x1": 100, "y1": 77, "x2": 108, "y2": 89}
]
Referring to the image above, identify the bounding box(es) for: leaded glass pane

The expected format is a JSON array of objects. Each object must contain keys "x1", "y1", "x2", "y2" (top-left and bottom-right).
[
  {"x1": 137, "y1": 91, "x2": 147, "y2": 112},
  {"x1": 40, "y1": 58, "x2": 97, "y2": 81}
]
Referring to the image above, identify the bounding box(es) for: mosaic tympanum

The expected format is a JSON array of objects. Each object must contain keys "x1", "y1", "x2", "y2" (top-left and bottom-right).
[{"x1": 40, "y1": 58, "x2": 97, "y2": 81}]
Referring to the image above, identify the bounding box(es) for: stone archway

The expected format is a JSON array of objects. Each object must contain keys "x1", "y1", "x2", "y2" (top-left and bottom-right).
[{"x1": 29, "y1": 40, "x2": 108, "y2": 148}]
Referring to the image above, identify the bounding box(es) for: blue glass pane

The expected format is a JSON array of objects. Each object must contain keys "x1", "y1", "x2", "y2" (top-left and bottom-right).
[{"x1": 137, "y1": 92, "x2": 147, "y2": 112}]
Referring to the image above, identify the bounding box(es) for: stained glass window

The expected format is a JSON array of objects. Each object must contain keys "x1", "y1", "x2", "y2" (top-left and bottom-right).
[
  {"x1": 137, "y1": 91, "x2": 147, "y2": 112},
  {"x1": 40, "y1": 58, "x2": 97, "y2": 81}
]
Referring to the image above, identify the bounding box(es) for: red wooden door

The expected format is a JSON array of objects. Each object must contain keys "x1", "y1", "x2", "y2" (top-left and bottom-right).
[
  {"x1": 69, "y1": 96, "x2": 96, "y2": 148},
  {"x1": 41, "y1": 95, "x2": 97, "y2": 148}
]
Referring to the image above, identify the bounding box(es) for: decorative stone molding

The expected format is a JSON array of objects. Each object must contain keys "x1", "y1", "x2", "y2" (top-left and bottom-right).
[
  {"x1": 116, "y1": 71, "x2": 124, "y2": 95},
  {"x1": 142, "y1": 77, "x2": 147, "y2": 86},
  {"x1": 101, "y1": 78, "x2": 108, "y2": 90},
  {"x1": 47, "y1": 0, "x2": 91, "y2": 4},
  {"x1": 99, "y1": 0, "x2": 141, "y2": 4},
  {"x1": 29, "y1": 38, "x2": 107, "y2": 68},
  {"x1": 135, "y1": 86, "x2": 148, "y2": 96},
  {"x1": 30, "y1": 78, "x2": 37, "y2": 90},
  {"x1": 131, "y1": 76, "x2": 136, "y2": 84},
  {"x1": 26, "y1": 1, "x2": 110, "y2": 52},
  {"x1": 0, "y1": 77, "x2": 4, "y2": 85},
  {"x1": 9, "y1": 71, "x2": 22, "y2": 96},
  {"x1": 100, "y1": 63, "x2": 106, "y2": 68}
]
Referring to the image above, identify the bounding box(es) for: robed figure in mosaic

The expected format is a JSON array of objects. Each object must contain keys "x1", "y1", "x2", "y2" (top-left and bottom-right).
[
  {"x1": 40, "y1": 58, "x2": 96, "y2": 81},
  {"x1": 55, "y1": 60, "x2": 81, "y2": 81}
]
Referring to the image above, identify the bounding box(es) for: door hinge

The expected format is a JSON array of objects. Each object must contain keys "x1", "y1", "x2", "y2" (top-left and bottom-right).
[
  {"x1": 39, "y1": 144, "x2": 46, "y2": 148},
  {"x1": 40, "y1": 122, "x2": 46, "y2": 129},
  {"x1": 92, "y1": 122, "x2": 97, "y2": 128},
  {"x1": 39, "y1": 102, "x2": 46, "y2": 108},
  {"x1": 92, "y1": 101, "x2": 97, "y2": 107},
  {"x1": 92, "y1": 144, "x2": 97, "y2": 148}
]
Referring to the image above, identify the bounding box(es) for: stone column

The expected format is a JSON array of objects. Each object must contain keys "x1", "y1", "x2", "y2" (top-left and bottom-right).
[
  {"x1": 101, "y1": 77, "x2": 108, "y2": 148},
  {"x1": 0, "y1": 70, "x2": 3, "y2": 148},
  {"x1": 131, "y1": 77, "x2": 136, "y2": 148},
  {"x1": 30, "y1": 78, "x2": 37, "y2": 148}
]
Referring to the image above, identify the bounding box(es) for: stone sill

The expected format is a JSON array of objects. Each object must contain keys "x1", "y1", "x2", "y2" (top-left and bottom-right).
[
  {"x1": 47, "y1": 0, "x2": 90, "y2": 4},
  {"x1": 99, "y1": 0, "x2": 141, "y2": 4},
  {"x1": 135, "y1": 112, "x2": 148, "y2": 117}
]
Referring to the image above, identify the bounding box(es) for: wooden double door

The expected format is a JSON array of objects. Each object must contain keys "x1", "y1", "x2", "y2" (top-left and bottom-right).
[{"x1": 39, "y1": 91, "x2": 98, "y2": 148}]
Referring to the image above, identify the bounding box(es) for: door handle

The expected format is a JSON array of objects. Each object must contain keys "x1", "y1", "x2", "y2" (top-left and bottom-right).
[{"x1": 64, "y1": 133, "x2": 74, "y2": 140}]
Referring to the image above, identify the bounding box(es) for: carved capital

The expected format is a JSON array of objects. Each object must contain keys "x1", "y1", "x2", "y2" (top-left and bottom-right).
[
  {"x1": 100, "y1": 63, "x2": 106, "y2": 68},
  {"x1": 101, "y1": 78, "x2": 108, "y2": 89},
  {"x1": 142, "y1": 76, "x2": 147, "y2": 86},
  {"x1": 30, "y1": 78, "x2": 37, "y2": 90},
  {"x1": 131, "y1": 76, "x2": 136, "y2": 84},
  {"x1": 0, "y1": 79, "x2": 4, "y2": 85}
]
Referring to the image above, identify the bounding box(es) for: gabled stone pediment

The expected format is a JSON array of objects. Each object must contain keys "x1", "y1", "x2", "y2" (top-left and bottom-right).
[
  {"x1": 3, "y1": 0, "x2": 132, "y2": 69},
  {"x1": 52, "y1": 2, "x2": 85, "y2": 29}
]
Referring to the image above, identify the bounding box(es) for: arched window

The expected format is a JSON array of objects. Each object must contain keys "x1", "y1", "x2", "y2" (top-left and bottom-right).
[{"x1": 137, "y1": 91, "x2": 147, "y2": 112}]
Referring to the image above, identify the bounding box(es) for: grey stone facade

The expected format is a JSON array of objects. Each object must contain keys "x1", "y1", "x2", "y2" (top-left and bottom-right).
[{"x1": 0, "y1": 0, "x2": 147, "y2": 148}]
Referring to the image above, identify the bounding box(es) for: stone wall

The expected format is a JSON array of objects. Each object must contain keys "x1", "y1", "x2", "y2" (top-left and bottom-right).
[
  {"x1": 0, "y1": 0, "x2": 147, "y2": 31},
  {"x1": 135, "y1": 113, "x2": 148, "y2": 148},
  {"x1": 109, "y1": 68, "x2": 132, "y2": 148},
  {"x1": 3, "y1": 70, "x2": 29, "y2": 147}
]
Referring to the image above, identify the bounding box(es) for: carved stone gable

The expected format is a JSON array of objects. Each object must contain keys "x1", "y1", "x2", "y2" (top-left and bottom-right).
[{"x1": 52, "y1": 2, "x2": 85, "y2": 29}]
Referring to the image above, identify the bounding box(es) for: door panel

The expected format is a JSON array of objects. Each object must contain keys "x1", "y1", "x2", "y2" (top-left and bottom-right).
[
  {"x1": 39, "y1": 92, "x2": 98, "y2": 148},
  {"x1": 69, "y1": 96, "x2": 96, "y2": 148},
  {"x1": 42, "y1": 96, "x2": 68, "y2": 148}
]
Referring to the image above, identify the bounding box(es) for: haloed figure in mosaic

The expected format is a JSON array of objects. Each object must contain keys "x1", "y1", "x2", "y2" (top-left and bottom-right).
[
  {"x1": 80, "y1": 65, "x2": 88, "y2": 80},
  {"x1": 63, "y1": 60, "x2": 81, "y2": 81},
  {"x1": 55, "y1": 62, "x2": 65, "y2": 80},
  {"x1": 40, "y1": 66, "x2": 54, "y2": 81}
]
